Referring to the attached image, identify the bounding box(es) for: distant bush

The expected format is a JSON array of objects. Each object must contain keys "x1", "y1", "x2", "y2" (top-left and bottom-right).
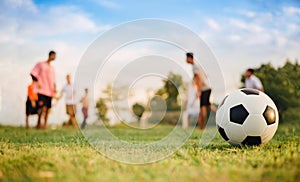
[
  {"x1": 132, "y1": 103, "x2": 145, "y2": 121},
  {"x1": 281, "y1": 107, "x2": 300, "y2": 124},
  {"x1": 95, "y1": 98, "x2": 108, "y2": 123}
]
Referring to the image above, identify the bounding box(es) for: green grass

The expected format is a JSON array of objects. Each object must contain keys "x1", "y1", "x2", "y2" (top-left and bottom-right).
[{"x1": 0, "y1": 122, "x2": 299, "y2": 182}]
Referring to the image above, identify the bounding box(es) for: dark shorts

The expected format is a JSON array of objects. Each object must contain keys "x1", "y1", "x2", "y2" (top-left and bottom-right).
[
  {"x1": 38, "y1": 94, "x2": 52, "y2": 108},
  {"x1": 26, "y1": 97, "x2": 38, "y2": 115},
  {"x1": 200, "y1": 89, "x2": 211, "y2": 107}
]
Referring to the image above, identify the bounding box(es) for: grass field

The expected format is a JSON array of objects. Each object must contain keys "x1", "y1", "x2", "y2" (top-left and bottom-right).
[{"x1": 0, "y1": 121, "x2": 299, "y2": 182}]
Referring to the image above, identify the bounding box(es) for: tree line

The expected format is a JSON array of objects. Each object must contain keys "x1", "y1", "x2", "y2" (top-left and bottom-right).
[
  {"x1": 241, "y1": 60, "x2": 300, "y2": 123},
  {"x1": 96, "y1": 60, "x2": 299, "y2": 124}
]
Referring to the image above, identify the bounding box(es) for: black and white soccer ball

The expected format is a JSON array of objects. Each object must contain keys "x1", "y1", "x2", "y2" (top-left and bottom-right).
[{"x1": 216, "y1": 88, "x2": 279, "y2": 146}]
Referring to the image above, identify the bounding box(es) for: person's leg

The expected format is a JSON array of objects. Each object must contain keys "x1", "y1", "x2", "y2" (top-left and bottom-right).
[
  {"x1": 36, "y1": 108, "x2": 43, "y2": 129},
  {"x1": 43, "y1": 106, "x2": 49, "y2": 129},
  {"x1": 71, "y1": 105, "x2": 77, "y2": 129},
  {"x1": 199, "y1": 106, "x2": 207, "y2": 129},
  {"x1": 199, "y1": 89, "x2": 212, "y2": 130},
  {"x1": 197, "y1": 107, "x2": 202, "y2": 129},
  {"x1": 210, "y1": 105, "x2": 217, "y2": 113},
  {"x1": 197, "y1": 112, "x2": 202, "y2": 129},
  {"x1": 70, "y1": 114, "x2": 77, "y2": 129},
  {"x1": 81, "y1": 117, "x2": 86, "y2": 129},
  {"x1": 42, "y1": 95, "x2": 53, "y2": 129},
  {"x1": 26, "y1": 100, "x2": 30, "y2": 129},
  {"x1": 26, "y1": 115, "x2": 29, "y2": 129},
  {"x1": 67, "y1": 113, "x2": 72, "y2": 127},
  {"x1": 65, "y1": 105, "x2": 71, "y2": 126},
  {"x1": 202, "y1": 105, "x2": 213, "y2": 129},
  {"x1": 81, "y1": 108, "x2": 86, "y2": 129},
  {"x1": 81, "y1": 107, "x2": 88, "y2": 129},
  {"x1": 198, "y1": 91, "x2": 205, "y2": 130},
  {"x1": 36, "y1": 94, "x2": 44, "y2": 129}
]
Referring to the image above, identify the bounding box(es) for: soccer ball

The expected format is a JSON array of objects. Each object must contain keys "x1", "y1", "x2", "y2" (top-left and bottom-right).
[{"x1": 216, "y1": 88, "x2": 279, "y2": 146}]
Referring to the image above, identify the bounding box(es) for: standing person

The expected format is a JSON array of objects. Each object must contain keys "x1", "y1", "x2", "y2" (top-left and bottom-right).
[
  {"x1": 25, "y1": 76, "x2": 39, "y2": 129},
  {"x1": 245, "y1": 68, "x2": 264, "y2": 92},
  {"x1": 186, "y1": 52, "x2": 212, "y2": 130},
  {"x1": 80, "y1": 88, "x2": 89, "y2": 129},
  {"x1": 59, "y1": 74, "x2": 77, "y2": 129},
  {"x1": 30, "y1": 50, "x2": 56, "y2": 129}
]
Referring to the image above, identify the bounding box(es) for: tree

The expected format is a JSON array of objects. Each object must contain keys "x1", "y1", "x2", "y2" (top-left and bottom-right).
[
  {"x1": 102, "y1": 83, "x2": 131, "y2": 102},
  {"x1": 132, "y1": 103, "x2": 145, "y2": 121},
  {"x1": 241, "y1": 60, "x2": 300, "y2": 122},
  {"x1": 95, "y1": 98, "x2": 108, "y2": 123},
  {"x1": 95, "y1": 83, "x2": 132, "y2": 124},
  {"x1": 155, "y1": 72, "x2": 183, "y2": 111}
]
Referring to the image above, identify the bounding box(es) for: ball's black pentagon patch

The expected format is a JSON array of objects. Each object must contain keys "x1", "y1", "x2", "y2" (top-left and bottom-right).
[
  {"x1": 242, "y1": 136, "x2": 262, "y2": 146},
  {"x1": 218, "y1": 95, "x2": 228, "y2": 110},
  {"x1": 263, "y1": 106, "x2": 276, "y2": 125},
  {"x1": 217, "y1": 125, "x2": 229, "y2": 141},
  {"x1": 241, "y1": 88, "x2": 259, "y2": 95},
  {"x1": 230, "y1": 104, "x2": 249, "y2": 125}
]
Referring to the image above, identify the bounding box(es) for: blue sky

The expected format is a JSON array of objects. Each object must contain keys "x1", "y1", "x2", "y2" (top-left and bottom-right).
[
  {"x1": 32, "y1": 0, "x2": 300, "y2": 21},
  {"x1": 0, "y1": 0, "x2": 299, "y2": 124}
]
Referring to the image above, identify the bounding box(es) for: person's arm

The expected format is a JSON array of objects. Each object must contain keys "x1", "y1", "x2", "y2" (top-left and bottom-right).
[
  {"x1": 54, "y1": 83, "x2": 57, "y2": 95},
  {"x1": 56, "y1": 85, "x2": 64, "y2": 100},
  {"x1": 258, "y1": 79, "x2": 264, "y2": 92},
  {"x1": 184, "y1": 86, "x2": 189, "y2": 110},
  {"x1": 53, "y1": 69, "x2": 57, "y2": 95},
  {"x1": 254, "y1": 77, "x2": 264, "y2": 92},
  {"x1": 31, "y1": 74, "x2": 38, "y2": 81},
  {"x1": 72, "y1": 88, "x2": 76, "y2": 101},
  {"x1": 30, "y1": 63, "x2": 41, "y2": 88},
  {"x1": 259, "y1": 87, "x2": 264, "y2": 92},
  {"x1": 194, "y1": 73, "x2": 202, "y2": 98},
  {"x1": 30, "y1": 63, "x2": 40, "y2": 79}
]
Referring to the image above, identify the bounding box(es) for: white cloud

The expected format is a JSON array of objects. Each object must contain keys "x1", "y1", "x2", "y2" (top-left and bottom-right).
[
  {"x1": 197, "y1": 6, "x2": 300, "y2": 94},
  {"x1": 239, "y1": 10, "x2": 256, "y2": 18},
  {"x1": 283, "y1": 6, "x2": 300, "y2": 16},
  {"x1": 275, "y1": 36, "x2": 287, "y2": 47},
  {"x1": 206, "y1": 18, "x2": 220, "y2": 31},
  {"x1": 1, "y1": 0, "x2": 38, "y2": 13},
  {"x1": 229, "y1": 18, "x2": 264, "y2": 33},
  {"x1": 0, "y1": 3, "x2": 112, "y2": 45},
  {"x1": 228, "y1": 34, "x2": 241, "y2": 42},
  {"x1": 19, "y1": 5, "x2": 101, "y2": 37},
  {"x1": 48, "y1": 6, "x2": 99, "y2": 33},
  {"x1": 0, "y1": 1, "x2": 114, "y2": 125},
  {"x1": 229, "y1": 18, "x2": 247, "y2": 29},
  {"x1": 254, "y1": 12, "x2": 273, "y2": 23},
  {"x1": 286, "y1": 23, "x2": 299, "y2": 35},
  {"x1": 94, "y1": 0, "x2": 120, "y2": 9}
]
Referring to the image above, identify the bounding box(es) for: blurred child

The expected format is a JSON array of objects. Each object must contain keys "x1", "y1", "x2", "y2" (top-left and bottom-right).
[
  {"x1": 59, "y1": 74, "x2": 77, "y2": 129},
  {"x1": 25, "y1": 77, "x2": 39, "y2": 129},
  {"x1": 80, "y1": 88, "x2": 89, "y2": 129}
]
